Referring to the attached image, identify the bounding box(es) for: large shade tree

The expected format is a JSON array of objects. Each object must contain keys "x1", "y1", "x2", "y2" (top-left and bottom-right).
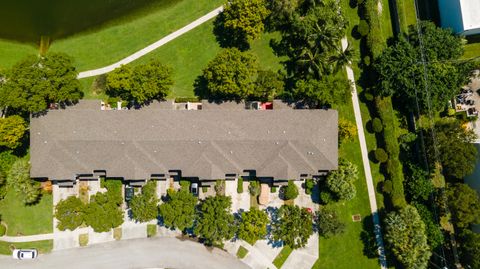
[
  {"x1": 194, "y1": 195, "x2": 236, "y2": 246},
  {"x1": 374, "y1": 21, "x2": 470, "y2": 112},
  {"x1": 384, "y1": 205, "x2": 431, "y2": 269},
  {"x1": 158, "y1": 188, "x2": 197, "y2": 232},
  {"x1": 425, "y1": 119, "x2": 477, "y2": 179},
  {"x1": 272, "y1": 205, "x2": 313, "y2": 249},
  {"x1": 215, "y1": 0, "x2": 269, "y2": 49},
  {"x1": 446, "y1": 183, "x2": 480, "y2": 229},
  {"x1": 196, "y1": 48, "x2": 258, "y2": 100},
  {"x1": 272, "y1": 0, "x2": 348, "y2": 80},
  {"x1": 0, "y1": 53, "x2": 82, "y2": 114},
  {"x1": 106, "y1": 60, "x2": 173, "y2": 105},
  {"x1": 84, "y1": 190, "x2": 123, "y2": 232}
]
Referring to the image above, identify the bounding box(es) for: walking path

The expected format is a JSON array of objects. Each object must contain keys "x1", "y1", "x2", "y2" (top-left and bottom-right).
[
  {"x1": 342, "y1": 37, "x2": 387, "y2": 269},
  {"x1": 77, "y1": 6, "x2": 224, "y2": 79},
  {"x1": 0, "y1": 233, "x2": 54, "y2": 243}
]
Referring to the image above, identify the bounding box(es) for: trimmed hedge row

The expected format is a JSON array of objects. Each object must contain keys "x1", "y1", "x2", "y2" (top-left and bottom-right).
[
  {"x1": 376, "y1": 97, "x2": 407, "y2": 208},
  {"x1": 362, "y1": 0, "x2": 384, "y2": 58}
]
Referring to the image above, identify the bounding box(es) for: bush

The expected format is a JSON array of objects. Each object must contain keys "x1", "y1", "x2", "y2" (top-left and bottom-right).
[
  {"x1": 237, "y1": 245, "x2": 249, "y2": 259},
  {"x1": 339, "y1": 118, "x2": 357, "y2": 143},
  {"x1": 55, "y1": 196, "x2": 86, "y2": 231},
  {"x1": 249, "y1": 181, "x2": 260, "y2": 196},
  {"x1": 357, "y1": 20, "x2": 369, "y2": 37},
  {"x1": 271, "y1": 186, "x2": 277, "y2": 193},
  {"x1": 215, "y1": 180, "x2": 225, "y2": 195},
  {"x1": 305, "y1": 179, "x2": 315, "y2": 195},
  {"x1": 202, "y1": 186, "x2": 208, "y2": 193},
  {"x1": 374, "y1": 148, "x2": 388, "y2": 163},
  {"x1": 320, "y1": 192, "x2": 334, "y2": 204},
  {"x1": 180, "y1": 180, "x2": 191, "y2": 191},
  {"x1": 147, "y1": 224, "x2": 157, "y2": 237},
  {"x1": 363, "y1": 91, "x2": 374, "y2": 102},
  {"x1": 372, "y1": 118, "x2": 383, "y2": 133},
  {"x1": 0, "y1": 223, "x2": 6, "y2": 236},
  {"x1": 237, "y1": 177, "x2": 244, "y2": 193},
  {"x1": 79, "y1": 233, "x2": 89, "y2": 247},
  {"x1": 363, "y1": 56, "x2": 371, "y2": 67},
  {"x1": 175, "y1": 97, "x2": 200, "y2": 103},
  {"x1": 447, "y1": 108, "x2": 456, "y2": 116},
  {"x1": 281, "y1": 181, "x2": 299, "y2": 200},
  {"x1": 383, "y1": 180, "x2": 393, "y2": 194},
  {"x1": 113, "y1": 227, "x2": 122, "y2": 240}
]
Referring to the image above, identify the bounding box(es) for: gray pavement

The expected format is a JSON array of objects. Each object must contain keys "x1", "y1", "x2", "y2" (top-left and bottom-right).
[{"x1": 0, "y1": 237, "x2": 249, "y2": 269}]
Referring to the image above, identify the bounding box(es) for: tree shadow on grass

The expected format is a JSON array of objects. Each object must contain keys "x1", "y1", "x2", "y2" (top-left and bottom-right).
[{"x1": 213, "y1": 13, "x2": 250, "y2": 51}]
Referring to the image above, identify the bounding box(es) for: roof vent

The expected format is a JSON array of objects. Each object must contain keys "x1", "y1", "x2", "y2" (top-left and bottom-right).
[
  {"x1": 37, "y1": 132, "x2": 41, "y2": 135},
  {"x1": 230, "y1": 150, "x2": 233, "y2": 154},
  {"x1": 44, "y1": 141, "x2": 47, "y2": 144},
  {"x1": 121, "y1": 142, "x2": 125, "y2": 145},
  {"x1": 198, "y1": 141, "x2": 202, "y2": 144},
  {"x1": 283, "y1": 130, "x2": 286, "y2": 134},
  {"x1": 154, "y1": 150, "x2": 157, "y2": 153},
  {"x1": 275, "y1": 141, "x2": 279, "y2": 145},
  {"x1": 76, "y1": 151, "x2": 80, "y2": 154}
]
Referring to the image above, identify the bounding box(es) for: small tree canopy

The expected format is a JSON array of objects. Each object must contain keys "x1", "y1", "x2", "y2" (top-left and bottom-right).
[
  {"x1": 293, "y1": 76, "x2": 351, "y2": 108},
  {"x1": 55, "y1": 196, "x2": 85, "y2": 231},
  {"x1": 316, "y1": 207, "x2": 345, "y2": 238},
  {"x1": 272, "y1": 205, "x2": 313, "y2": 249},
  {"x1": 459, "y1": 229, "x2": 480, "y2": 269},
  {"x1": 158, "y1": 188, "x2": 197, "y2": 232},
  {"x1": 7, "y1": 158, "x2": 40, "y2": 205},
  {"x1": 130, "y1": 181, "x2": 159, "y2": 222},
  {"x1": 84, "y1": 189, "x2": 123, "y2": 233},
  {"x1": 281, "y1": 180, "x2": 298, "y2": 200},
  {"x1": 384, "y1": 205, "x2": 431, "y2": 269},
  {"x1": 0, "y1": 115, "x2": 27, "y2": 149},
  {"x1": 194, "y1": 195, "x2": 236, "y2": 246},
  {"x1": 446, "y1": 183, "x2": 480, "y2": 229},
  {"x1": 326, "y1": 159, "x2": 358, "y2": 201},
  {"x1": 238, "y1": 208, "x2": 269, "y2": 244}
]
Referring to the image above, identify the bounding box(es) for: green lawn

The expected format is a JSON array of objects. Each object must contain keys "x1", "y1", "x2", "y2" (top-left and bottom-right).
[
  {"x1": 0, "y1": 240, "x2": 53, "y2": 255},
  {"x1": 80, "y1": 20, "x2": 283, "y2": 99},
  {"x1": 462, "y1": 42, "x2": 480, "y2": 60},
  {"x1": 0, "y1": 189, "x2": 53, "y2": 236},
  {"x1": 272, "y1": 245, "x2": 292, "y2": 269},
  {"x1": 0, "y1": 0, "x2": 223, "y2": 70},
  {"x1": 50, "y1": 0, "x2": 224, "y2": 72},
  {"x1": 397, "y1": 0, "x2": 417, "y2": 32},
  {"x1": 0, "y1": 39, "x2": 37, "y2": 70}
]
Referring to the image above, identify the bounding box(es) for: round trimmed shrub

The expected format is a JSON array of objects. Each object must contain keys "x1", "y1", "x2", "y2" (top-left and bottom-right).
[
  {"x1": 363, "y1": 56, "x2": 371, "y2": 67},
  {"x1": 372, "y1": 118, "x2": 383, "y2": 133},
  {"x1": 364, "y1": 91, "x2": 374, "y2": 101},
  {"x1": 320, "y1": 191, "x2": 334, "y2": 204},
  {"x1": 357, "y1": 20, "x2": 369, "y2": 37},
  {"x1": 383, "y1": 180, "x2": 393, "y2": 194},
  {"x1": 0, "y1": 224, "x2": 6, "y2": 236},
  {"x1": 375, "y1": 148, "x2": 388, "y2": 163},
  {"x1": 447, "y1": 108, "x2": 456, "y2": 117},
  {"x1": 281, "y1": 181, "x2": 299, "y2": 200}
]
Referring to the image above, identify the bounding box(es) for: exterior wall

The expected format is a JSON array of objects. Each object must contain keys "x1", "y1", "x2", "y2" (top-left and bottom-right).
[
  {"x1": 463, "y1": 28, "x2": 480, "y2": 36},
  {"x1": 438, "y1": 0, "x2": 464, "y2": 33}
]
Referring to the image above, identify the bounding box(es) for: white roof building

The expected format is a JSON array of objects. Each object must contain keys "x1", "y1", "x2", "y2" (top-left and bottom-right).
[{"x1": 439, "y1": 0, "x2": 480, "y2": 36}]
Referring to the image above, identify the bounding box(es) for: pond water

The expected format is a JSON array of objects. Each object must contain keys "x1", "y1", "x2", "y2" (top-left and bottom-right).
[
  {"x1": 464, "y1": 144, "x2": 480, "y2": 232},
  {"x1": 0, "y1": 0, "x2": 176, "y2": 43}
]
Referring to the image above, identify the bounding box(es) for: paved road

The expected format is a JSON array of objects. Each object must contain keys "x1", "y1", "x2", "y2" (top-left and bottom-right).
[
  {"x1": 342, "y1": 38, "x2": 387, "y2": 269},
  {"x1": 0, "y1": 237, "x2": 249, "y2": 269},
  {"x1": 77, "y1": 6, "x2": 224, "y2": 79}
]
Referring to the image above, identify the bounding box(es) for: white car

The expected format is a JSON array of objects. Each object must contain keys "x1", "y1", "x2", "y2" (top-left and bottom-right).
[
  {"x1": 191, "y1": 183, "x2": 199, "y2": 196},
  {"x1": 12, "y1": 249, "x2": 38, "y2": 260}
]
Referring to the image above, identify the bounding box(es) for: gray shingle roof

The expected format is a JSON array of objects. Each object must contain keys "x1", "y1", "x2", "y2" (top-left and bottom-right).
[{"x1": 30, "y1": 108, "x2": 338, "y2": 180}]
